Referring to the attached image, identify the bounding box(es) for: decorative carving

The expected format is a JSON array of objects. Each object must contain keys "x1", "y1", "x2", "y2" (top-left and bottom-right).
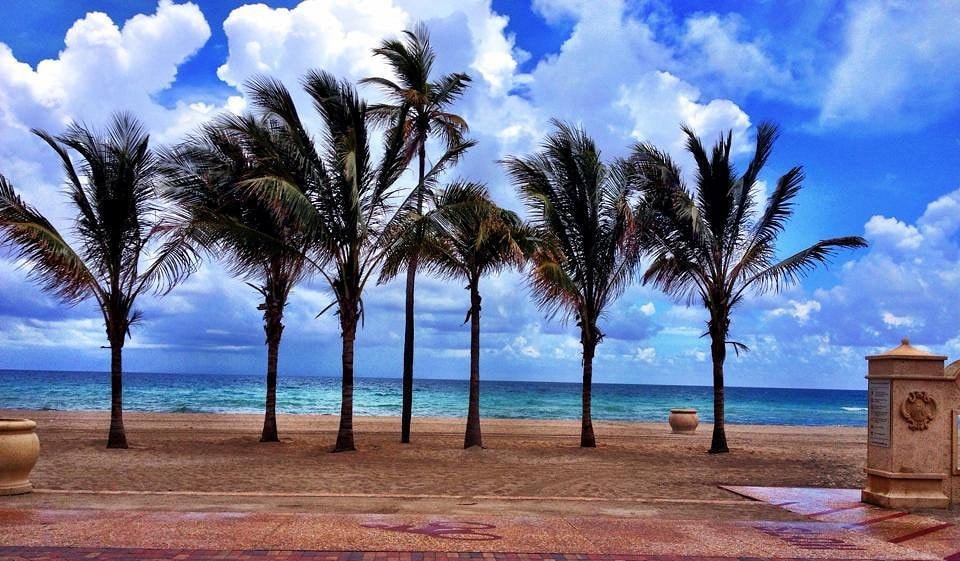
[{"x1": 900, "y1": 391, "x2": 937, "y2": 431}]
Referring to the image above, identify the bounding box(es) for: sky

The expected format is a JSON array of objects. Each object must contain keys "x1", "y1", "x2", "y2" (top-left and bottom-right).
[{"x1": 0, "y1": 0, "x2": 958, "y2": 390}]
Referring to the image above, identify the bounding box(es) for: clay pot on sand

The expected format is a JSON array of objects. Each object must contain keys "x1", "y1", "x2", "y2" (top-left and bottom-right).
[
  {"x1": 668, "y1": 408, "x2": 699, "y2": 434},
  {"x1": 0, "y1": 419, "x2": 40, "y2": 495}
]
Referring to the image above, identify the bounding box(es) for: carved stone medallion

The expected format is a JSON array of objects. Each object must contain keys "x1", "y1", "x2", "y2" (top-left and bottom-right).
[{"x1": 900, "y1": 391, "x2": 937, "y2": 431}]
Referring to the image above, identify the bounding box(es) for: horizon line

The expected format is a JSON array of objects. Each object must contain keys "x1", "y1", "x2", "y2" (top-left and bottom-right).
[{"x1": 0, "y1": 367, "x2": 865, "y2": 393}]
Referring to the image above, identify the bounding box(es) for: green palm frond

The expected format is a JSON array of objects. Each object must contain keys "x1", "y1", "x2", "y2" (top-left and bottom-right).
[
  {"x1": 502, "y1": 121, "x2": 640, "y2": 333},
  {"x1": 635, "y1": 121, "x2": 867, "y2": 327},
  {"x1": 363, "y1": 21, "x2": 473, "y2": 194},
  {"x1": 2, "y1": 113, "x2": 196, "y2": 344},
  {"x1": 0, "y1": 174, "x2": 99, "y2": 305},
  {"x1": 742, "y1": 236, "x2": 868, "y2": 296}
]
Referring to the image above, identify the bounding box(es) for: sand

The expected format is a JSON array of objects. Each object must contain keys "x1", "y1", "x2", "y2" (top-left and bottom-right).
[{"x1": 1, "y1": 410, "x2": 866, "y2": 518}]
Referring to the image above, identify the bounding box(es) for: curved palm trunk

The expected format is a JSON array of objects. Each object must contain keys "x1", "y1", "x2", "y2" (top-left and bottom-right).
[
  {"x1": 708, "y1": 324, "x2": 729, "y2": 453},
  {"x1": 334, "y1": 316, "x2": 358, "y2": 452},
  {"x1": 400, "y1": 144, "x2": 427, "y2": 444},
  {"x1": 107, "y1": 341, "x2": 128, "y2": 449},
  {"x1": 464, "y1": 279, "x2": 482, "y2": 448},
  {"x1": 580, "y1": 330, "x2": 597, "y2": 448},
  {"x1": 260, "y1": 300, "x2": 284, "y2": 443}
]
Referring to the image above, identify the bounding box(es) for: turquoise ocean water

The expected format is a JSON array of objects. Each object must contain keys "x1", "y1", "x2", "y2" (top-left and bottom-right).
[{"x1": 0, "y1": 370, "x2": 867, "y2": 426}]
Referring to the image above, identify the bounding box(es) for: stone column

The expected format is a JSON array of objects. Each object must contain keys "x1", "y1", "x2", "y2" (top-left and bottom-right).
[{"x1": 862, "y1": 338, "x2": 957, "y2": 509}]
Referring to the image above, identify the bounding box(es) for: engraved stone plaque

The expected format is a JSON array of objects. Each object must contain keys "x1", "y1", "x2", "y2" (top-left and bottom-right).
[{"x1": 868, "y1": 379, "x2": 891, "y2": 447}]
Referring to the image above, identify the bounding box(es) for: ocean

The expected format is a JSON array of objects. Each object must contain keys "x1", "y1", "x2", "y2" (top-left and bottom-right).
[{"x1": 0, "y1": 369, "x2": 867, "y2": 426}]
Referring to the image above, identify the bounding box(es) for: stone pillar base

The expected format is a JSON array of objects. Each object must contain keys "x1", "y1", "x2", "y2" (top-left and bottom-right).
[
  {"x1": 0, "y1": 481, "x2": 33, "y2": 496},
  {"x1": 861, "y1": 468, "x2": 949, "y2": 509}
]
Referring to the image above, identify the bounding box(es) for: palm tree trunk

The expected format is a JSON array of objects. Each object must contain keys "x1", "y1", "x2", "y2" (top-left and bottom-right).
[
  {"x1": 580, "y1": 330, "x2": 597, "y2": 448},
  {"x1": 260, "y1": 304, "x2": 283, "y2": 443},
  {"x1": 708, "y1": 320, "x2": 729, "y2": 454},
  {"x1": 107, "y1": 341, "x2": 128, "y2": 449},
  {"x1": 334, "y1": 317, "x2": 357, "y2": 452},
  {"x1": 400, "y1": 144, "x2": 427, "y2": 444},
  {"x1": 464, "y1": 279, "x2": 482, "y2": 448},
  {"x1": 400, "y1": 261, "x2": 415, "y2": 443}
]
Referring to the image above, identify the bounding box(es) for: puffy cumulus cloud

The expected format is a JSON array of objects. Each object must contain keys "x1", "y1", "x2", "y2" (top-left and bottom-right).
[
  {"x1": 819, "y1": 1, "x2": 960, "y2": 128},
  {"x1": 801, "y1": 188, "x2": 960, "y2": 350},
  {"x1": 678, "y1": 14, "x2": 792, "y2": 98},
  {"x1": 216, "y1": 0, "x2": 406, "y2": 89},
  {"x1": 864, "y1": 216, "x2": 923, "y2": 251},
  {"x1": 617, "y1": 71, "x2": 751, "y2": 157},
  {"x1": 521, "y1": 1, "x2": 753, "y2": 165},
  {"x1": 0, "y1": 0, "x2": 214, "y2": 254},
  {"x1": 0, "y1": 0, "x2": 211, "y2": 152}
]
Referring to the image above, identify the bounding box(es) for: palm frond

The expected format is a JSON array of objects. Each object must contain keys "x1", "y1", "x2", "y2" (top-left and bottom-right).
[
  {"x1": 0, "y1": 174, "x2": 99, "y2": 305},
  {"x1": 742, "y1": 236, "x2": 868, "y2": 295}
]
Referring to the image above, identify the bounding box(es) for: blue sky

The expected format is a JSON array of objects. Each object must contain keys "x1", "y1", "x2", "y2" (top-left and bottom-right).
[{"x1": 0, "y1": 0, "x2": 958, "y2": 390}]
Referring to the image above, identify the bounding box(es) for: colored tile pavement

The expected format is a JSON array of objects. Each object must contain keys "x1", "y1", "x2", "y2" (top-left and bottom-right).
[
  {"x1": 722, "y1": 486, "x2": 960, "y2": 560},
  {"x1": 0, "y1": 509, "x2": 942, "y2": 561}
]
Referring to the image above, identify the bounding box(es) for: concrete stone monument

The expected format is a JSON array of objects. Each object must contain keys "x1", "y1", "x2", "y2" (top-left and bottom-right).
[{"x1": 862, "y1": 338, "x2": 960, "y2": 509}]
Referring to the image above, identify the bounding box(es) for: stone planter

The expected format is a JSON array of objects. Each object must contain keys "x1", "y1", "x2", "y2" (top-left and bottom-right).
[
  {"x1": 0, "y1": 419, "x2": 40, "y2": 495},
  {"x1": 668, "y1": 408, "x2": 699, "y2": 434}
]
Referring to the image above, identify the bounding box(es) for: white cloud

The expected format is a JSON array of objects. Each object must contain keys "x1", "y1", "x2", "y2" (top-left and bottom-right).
[
  {"x1": 768, "y1": 299, "x2": 822, "y2": 324},
  {"x1": 0, "y1": 317, "x2": 104, "y2": 349},
  {"x1": 864, "y1": 215, "x2": 923, "y2": 251},
  {"x1": 0, "y1": 0, "x2": 210, "y2": 135},
  {"x1": 639, "y1": 302, "x2": 656, "y2": 316},
  {"x1": 803, "y1": 187, "x2": 960, "y2": 351},
  {"x1": 680, "y1": 14, "x2": 790, "y2": 96},
  {"x1": 632, "y1": 346, "x2": 656, "y2": 363},
  {"x1": 881, "y1": 311, "x2": 915, "y2": 329},
  {"x1": 0, "y1": 0, "x2": 213, "y2": 235},
  {"x1": 820, "y1": 1, "x2": 960, "y2": 128},
  {"x1": 617, "y1": 71, "x2": 752, "y2": 157},
  {"x1": 217, "y1": 0, "x2": 406, "y2": 89},
  {"x1": 503, "y1": 335, "x2": 541, "y2": 358}
]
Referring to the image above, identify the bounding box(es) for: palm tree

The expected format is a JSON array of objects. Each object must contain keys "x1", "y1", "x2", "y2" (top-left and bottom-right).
[
  {"x1": 161, "y1": 114, "x2": 312, "y2": 442},
  {"x1": 0, "y1": 113, "x2": 196, "y2": 448},
  {"x1": 362, "y1": 23, "x2": 473, "y2": 443},
  {"x1": 241, "y1": 71, "x2": 409, "y2": 452},
  {"x1": 381, "y1": 182, "x2": 532, "y2": 448},
  {"x1": 633, "y1": 122, "x2": 867, "y2": 453},
  {"x1": 502, "y1": 121, "x2": 641, "y2": 448}
]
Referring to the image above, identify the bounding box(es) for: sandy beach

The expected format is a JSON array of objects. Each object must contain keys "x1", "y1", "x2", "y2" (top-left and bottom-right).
[{"x1": 0, "y1": 410, "x2": 866, "y2": 516}]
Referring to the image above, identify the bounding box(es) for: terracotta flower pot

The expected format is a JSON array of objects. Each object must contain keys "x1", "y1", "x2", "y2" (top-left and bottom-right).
[
  {"x1": 0, "y1": 418, "x2": 40, "y2": 495},
  {"x1": 668, "y1": 408, "x2": 699, "y2": 434}
]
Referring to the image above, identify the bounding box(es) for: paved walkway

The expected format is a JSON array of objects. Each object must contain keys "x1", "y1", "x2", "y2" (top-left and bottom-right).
[
  {"x1": 723, "y1": 486, "x2": 960, "y2": 561},
  {"x1": 1, "y1": 487, "x2": 958, "y2": 561},
  {"x1": 0, "y1": 549, "x2": 894, "y2": 560}
]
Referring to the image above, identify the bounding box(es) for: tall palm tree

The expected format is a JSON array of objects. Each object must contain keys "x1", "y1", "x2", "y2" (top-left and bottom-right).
[
  {"x1": 381, "y1": 182, "x2": 532, "y2": 448},
  {"x1": 0, "y1": 113, "x2": 196, "y2": 448},
  {"x1": 633, "y1": 122, "x2": 867, "y2": 453},
  {"x1": 162, "y1": 114, "x2": 312, "y2": 442},
  {"x1": 502, "y1": 121, "x2": 641, "y2": 448},
  {"x1": 362, "y1": 22, "x2": 473, "y2": 443},
  {"x1": 242, "y1": 71, "x2": 409, "y2": 452}
]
